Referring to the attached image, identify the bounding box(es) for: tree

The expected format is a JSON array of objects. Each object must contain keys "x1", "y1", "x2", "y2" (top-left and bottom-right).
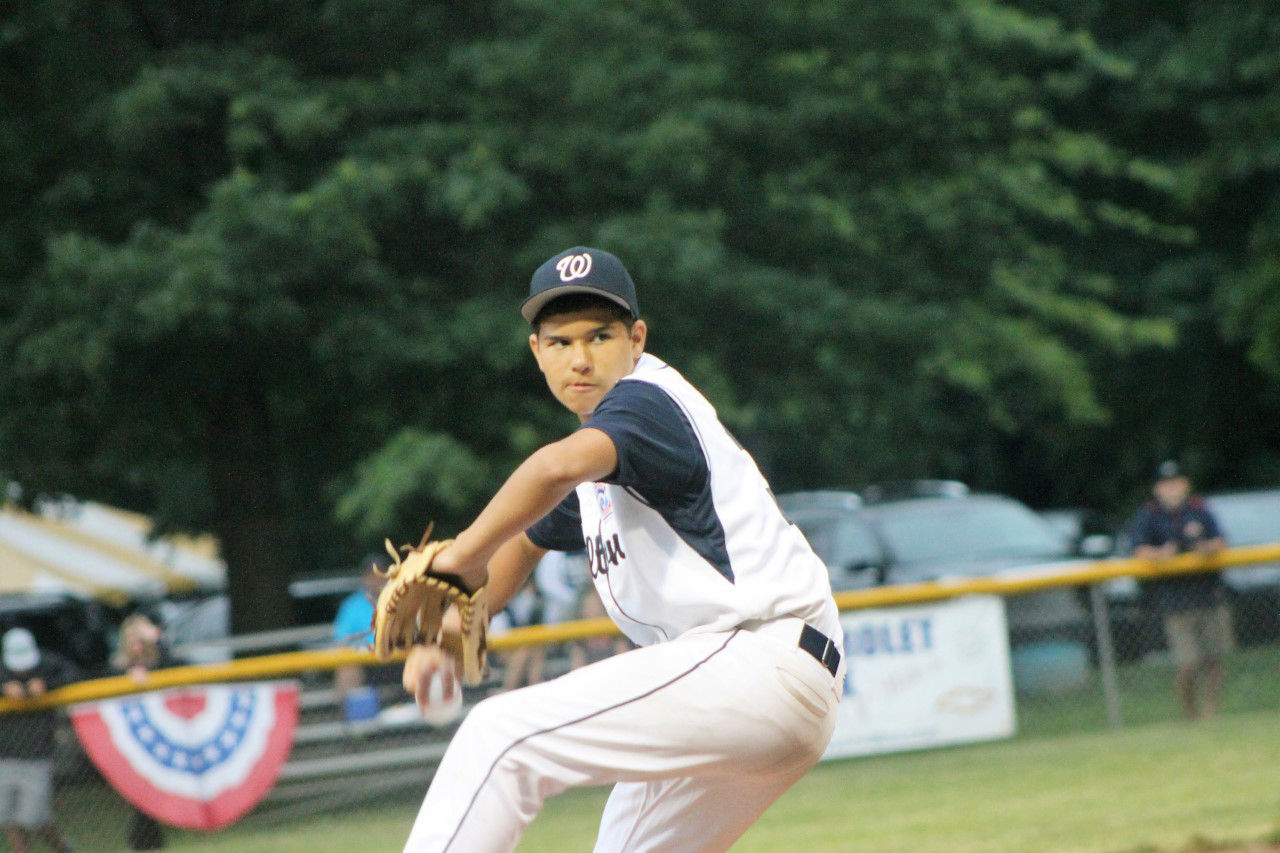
[
  {"x1": 2, "y1": 0, "x2": 1191, "y2": 630},
  {"x1": 1022, "y1": 0, "x2": 1280, "y2": 505},
  {"x1": 1, "y1": 2, "x2": 526, "y2": 630}
]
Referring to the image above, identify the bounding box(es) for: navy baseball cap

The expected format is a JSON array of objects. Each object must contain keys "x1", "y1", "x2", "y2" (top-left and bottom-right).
[
  {"x1": 521, "y1": 246, "x2": 639, "y2": 324},
  {"x1": 1155, "y1": 460, "x2": 1184, "y2": 481}
]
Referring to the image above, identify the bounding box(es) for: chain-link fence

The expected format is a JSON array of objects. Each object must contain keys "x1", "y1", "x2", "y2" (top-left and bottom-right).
[
  {"x1": 2, "y1": 548, "x2": 1278, "y2": 851},
  {"x1": 1003, "y1": 553, "x2": 1280, "y2": 737}
]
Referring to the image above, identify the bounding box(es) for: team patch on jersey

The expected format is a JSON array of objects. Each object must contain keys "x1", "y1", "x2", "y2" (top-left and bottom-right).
[{"x1": 594, "y1": 484, "x2": 614, "y2": 519}]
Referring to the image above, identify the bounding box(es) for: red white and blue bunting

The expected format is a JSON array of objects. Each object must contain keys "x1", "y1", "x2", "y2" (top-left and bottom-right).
[{"x1": 71, "y1": 681, "x2": 299, "y2": 830}]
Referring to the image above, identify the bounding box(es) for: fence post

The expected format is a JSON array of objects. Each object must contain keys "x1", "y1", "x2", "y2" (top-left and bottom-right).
[{"x1": 1088, "y1": 583, "x2": 1124, "y2": 729}]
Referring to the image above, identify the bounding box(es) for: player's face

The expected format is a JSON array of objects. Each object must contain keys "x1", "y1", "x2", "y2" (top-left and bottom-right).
[{"x1": 530, "y1": 308, "x2": 647, "y2": 422}]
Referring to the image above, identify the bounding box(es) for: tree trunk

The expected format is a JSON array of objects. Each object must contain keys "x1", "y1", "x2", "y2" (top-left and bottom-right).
[{"x1": 205, "y1": 384, "x2": 297, "y2": 635}]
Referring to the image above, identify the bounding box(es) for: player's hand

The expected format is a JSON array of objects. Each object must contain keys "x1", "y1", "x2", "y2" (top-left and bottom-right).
[
  {"x1": 3, "y1": 680, "x2": 25, "y2": 699},
  {"x1": 27, "y1": 677, "x2": 46, "y2": 696},
  {"x1": 1194, "y1": 538, "x2": 1224, "y2": 555},
  {"x1": 428, "y1": 543, "x2": 490, "y2": 596},
  {"x1": 403, "y1": 644, "x2": 460, "y2": 713}
]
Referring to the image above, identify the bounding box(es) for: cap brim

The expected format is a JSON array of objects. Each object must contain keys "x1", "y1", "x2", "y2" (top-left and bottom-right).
[{"x1": 521, "y1": 285, "x2": 635, "y2": 324}]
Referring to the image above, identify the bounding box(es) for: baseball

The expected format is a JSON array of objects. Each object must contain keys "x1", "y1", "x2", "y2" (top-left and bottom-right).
[{"x1": 419, "y1": 671, "x2": 463, "y2": 726}]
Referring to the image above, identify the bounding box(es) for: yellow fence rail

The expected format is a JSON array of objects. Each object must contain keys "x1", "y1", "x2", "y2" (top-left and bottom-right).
[{"x1": 5, "y1": 543, "x2": 1278, "y2": 714}]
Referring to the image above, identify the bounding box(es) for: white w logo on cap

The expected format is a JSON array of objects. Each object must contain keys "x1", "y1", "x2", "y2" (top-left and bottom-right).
[{"x1": 556, "y1": 253, "x2": 593, "y2": 282}]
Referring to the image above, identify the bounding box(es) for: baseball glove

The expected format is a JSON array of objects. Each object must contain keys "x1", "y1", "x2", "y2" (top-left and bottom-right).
[{"x1": 371, "y1": 526, "x2": 489, "y2": 686}]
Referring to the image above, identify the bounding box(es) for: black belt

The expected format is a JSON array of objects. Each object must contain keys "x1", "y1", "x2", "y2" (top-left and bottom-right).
[{"x1": 799, "y1": 624, "x2": 841, "y2": 677}]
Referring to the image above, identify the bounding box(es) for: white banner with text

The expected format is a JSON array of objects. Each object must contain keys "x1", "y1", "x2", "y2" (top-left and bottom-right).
[{"x1": 823, "y1": 595, "x2": 1015, "y2": 760}]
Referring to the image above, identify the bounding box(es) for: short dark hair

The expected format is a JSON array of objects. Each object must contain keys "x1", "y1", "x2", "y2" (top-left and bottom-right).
[{"x1": 531, "y1": 292, "x2": 636, "y2": 331}]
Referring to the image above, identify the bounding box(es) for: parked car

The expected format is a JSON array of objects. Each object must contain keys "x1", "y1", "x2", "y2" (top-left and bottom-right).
[
  {"x1": 1037, "y1": 507, "x2": 1116, "y2": 558},
  {"x1": 0, "y1": 593, "x2": 118, "y2": 676},
  {"x1": 778, "y1": 482, "x2": 1137, "y2": 687},
  {"x1": 1203, "y1": 488, "x2": 1280, "y2": 645}
]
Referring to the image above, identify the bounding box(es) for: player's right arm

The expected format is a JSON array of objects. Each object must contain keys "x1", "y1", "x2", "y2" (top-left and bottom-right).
[
  {"x1": 403, "y1": 429, "x2": 612, "y2": 711},
  {"x1": 485, "y1": 531, "x2": 548, "y2": 613},
  {"x1": 431, "y1": 426, "x2": 616, "y2": 593}
]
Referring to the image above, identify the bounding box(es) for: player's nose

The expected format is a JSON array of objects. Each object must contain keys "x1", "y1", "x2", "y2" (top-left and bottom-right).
[{"x1": 570, "y1": 342, "x2": 592, "y2": 372}]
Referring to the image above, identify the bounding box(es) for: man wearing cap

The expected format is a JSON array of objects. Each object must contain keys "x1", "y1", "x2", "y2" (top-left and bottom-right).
[
  {"x1": 395, "y1": 246, "x2": 844, "y2": 851},
  {"x1": 1129, "y1": 461, "x2": 1230, "y2": 719},
  {"x1": 1, "y1": 627, "x2": 78, "y2": 853}
]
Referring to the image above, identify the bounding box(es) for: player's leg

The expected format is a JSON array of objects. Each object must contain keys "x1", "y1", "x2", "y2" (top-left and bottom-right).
[
  {"x1": 593, "y1": 763, "x2": 814, "y2": 853},
  {"x1": 402, "y1": 626, "x2": 840, "y2": 852}
]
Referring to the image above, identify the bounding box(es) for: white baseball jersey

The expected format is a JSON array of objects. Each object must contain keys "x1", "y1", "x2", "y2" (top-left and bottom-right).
[{"x1": 527, "y1": 353, "x2": 841, "y2": 646}]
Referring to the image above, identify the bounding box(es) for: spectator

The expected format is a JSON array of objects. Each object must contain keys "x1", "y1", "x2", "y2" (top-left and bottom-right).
[
  {"x1": 1, "y1": 627, "x2": 78, "y2": 853},
  {"x1": 112, "y1": 613, "x2": 168, "y2": 685},
  {"x1": 109, "y1": 615, "x2": 170, "y2": 850},
  {"x1": 332, "y1": 553, "x2": 390, "y2": 715},
  {"x1": 534, "y1": 549, "x2": 590, "y2": 672},
  {"x1": 492, "y1": 575, "x2": 543, "y2": 691},
  {"x1": 1130, "y1": 460, "x2": 1230, "y2": 719}
]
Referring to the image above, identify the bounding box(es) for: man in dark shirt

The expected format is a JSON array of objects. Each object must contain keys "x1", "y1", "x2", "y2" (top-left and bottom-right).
[
  {"x1": 1130, "y1": 461, "x2": 1229, "y2": 719},
  {"x1": 1, "y1": 627, "x2": 78, "y2": 853}
]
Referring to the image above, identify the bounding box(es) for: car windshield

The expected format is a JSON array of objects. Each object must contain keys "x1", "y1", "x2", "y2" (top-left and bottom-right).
[
  {"x1": 1205, "y1": 492, "x2": 1280, "y2": 545},
  {"x1": 873, "y1": 499, "x2": 1071, "y2": 567},
  {"x1": 785, "y1": 509, "x2": 882, "y2": 572}
]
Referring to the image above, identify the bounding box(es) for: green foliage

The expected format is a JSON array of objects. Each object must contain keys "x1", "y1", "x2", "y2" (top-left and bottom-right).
[
  {"x1": 334, "y1": 428, "x2": 491, "y2": 542},
  {"x1": 2, "y1": 0, "x2": 1278, "y2": 628}
]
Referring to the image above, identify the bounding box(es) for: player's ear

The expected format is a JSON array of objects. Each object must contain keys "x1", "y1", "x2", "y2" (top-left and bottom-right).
[
  {"x1": 630, "y1": 319, "x2": 647, "y2": 362},
  {"x1": 528, "y1": 331, "x2": 550, "y2": 375}
]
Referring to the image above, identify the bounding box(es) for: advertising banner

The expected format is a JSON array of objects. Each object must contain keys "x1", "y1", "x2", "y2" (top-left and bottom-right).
[{"x1": 823, "y1": 595, "x2": 1015, "y2": 760}]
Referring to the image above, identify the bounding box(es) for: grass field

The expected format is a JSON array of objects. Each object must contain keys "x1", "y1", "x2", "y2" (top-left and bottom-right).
[{"x1": 61, "y1": 707, "x2": 1279, "y2": 852}]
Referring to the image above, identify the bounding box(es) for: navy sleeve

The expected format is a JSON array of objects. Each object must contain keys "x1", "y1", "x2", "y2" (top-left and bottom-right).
[
  {"x1": 1129, "y1": 508, "x2": 1157, "y2": 550},
  {"x1": 583, "y1": 379, "x2": 706, "y2": 498},
  {"x1": 526, "y1": 491, "x2": 586, "y2": 552},
  {"x1": 1197, "y1": 506, "x2": 1223, "y2": 540}
]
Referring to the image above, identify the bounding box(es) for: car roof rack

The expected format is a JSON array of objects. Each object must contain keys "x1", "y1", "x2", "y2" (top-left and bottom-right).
[{"x1": 861, "y1": 480, "x2": 970, "y2": 505}]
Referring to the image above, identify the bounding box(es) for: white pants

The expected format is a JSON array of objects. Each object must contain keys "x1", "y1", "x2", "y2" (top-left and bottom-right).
[{"x1": 404, "y1": 621, "x2": 843, "y2": 852}]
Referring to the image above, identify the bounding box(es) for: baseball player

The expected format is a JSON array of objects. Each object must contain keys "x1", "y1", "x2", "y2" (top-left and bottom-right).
[{"x1": 397, "y1": 246, "x2": 845, "y2": 852}]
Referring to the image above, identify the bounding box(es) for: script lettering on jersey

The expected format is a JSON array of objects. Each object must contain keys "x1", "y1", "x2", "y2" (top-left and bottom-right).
[{"x1": 586, "y1": 532, "x2": 626, "y2": 577}]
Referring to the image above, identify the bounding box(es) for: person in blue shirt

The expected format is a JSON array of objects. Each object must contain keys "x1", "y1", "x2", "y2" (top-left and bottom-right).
[
  {"x1": 332, "y1": 553, "x2": 389, "y2": 705},
  {"x1": 1130, "y1": 460, "x2": 1229, "y2": 719}
]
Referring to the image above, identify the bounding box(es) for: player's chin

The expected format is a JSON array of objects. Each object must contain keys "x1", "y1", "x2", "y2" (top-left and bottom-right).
[{"x1": 557, "y1": 390, "x2": 601, "y2": 418}]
